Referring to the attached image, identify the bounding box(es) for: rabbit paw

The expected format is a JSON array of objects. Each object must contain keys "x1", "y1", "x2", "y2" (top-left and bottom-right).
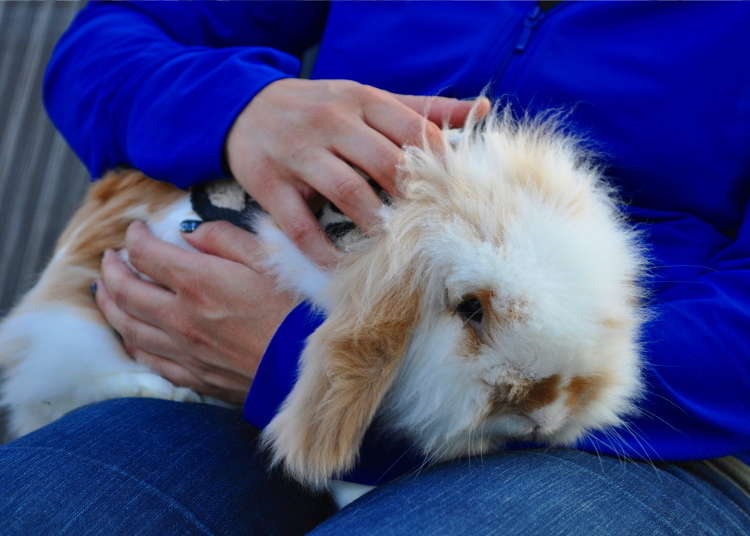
[{"x1": 75, "y1": 371, "x2": 202, "y2": 405}]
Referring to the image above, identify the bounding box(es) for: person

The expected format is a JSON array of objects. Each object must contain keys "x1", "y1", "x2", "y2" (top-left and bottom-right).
[{"x1": 1, "y1": 1, "x2": 748, "y2": 534}]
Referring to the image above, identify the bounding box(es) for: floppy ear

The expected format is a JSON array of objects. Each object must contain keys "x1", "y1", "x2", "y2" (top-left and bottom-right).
[{"x1": 262, "y1": 276, "x2": 421, "y2": 488}]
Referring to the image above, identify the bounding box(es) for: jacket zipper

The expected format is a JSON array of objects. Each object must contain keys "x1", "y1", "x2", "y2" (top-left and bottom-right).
[
  {"x1": 515, "y1": 5, "x2": 543, "y2": 53},
  {"x1": 493, "y1": 2, "x2": 564, "y2": 93}
]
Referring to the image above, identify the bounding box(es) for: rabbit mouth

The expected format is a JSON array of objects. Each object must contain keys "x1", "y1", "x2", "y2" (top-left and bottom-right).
[
  {"x1": 485, "y1": 413, "x2": 572, "y2": 445},
  {"x1": 487, "y1": 413, "x2": 539, "y2": 438}
]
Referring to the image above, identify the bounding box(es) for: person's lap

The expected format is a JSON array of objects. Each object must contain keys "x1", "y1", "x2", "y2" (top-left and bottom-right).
[
  {"x1": 311, "y1": 445, "x2": 750, "y2": 535},
  {"x1": 0, "y1": 399, "x2": 747, "y2": 536},
  {"x1": 0, "y1": 398, "x2": 336, "y2": 535}
]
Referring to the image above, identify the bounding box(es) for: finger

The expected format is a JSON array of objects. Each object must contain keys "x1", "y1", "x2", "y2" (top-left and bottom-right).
[
  {"x1": 393, "y1": 95, "x2": 492, "y2": 127},
  {"x1": 125, "y1": 220, "x2": 209, "y2": 289},
  {"x1": 257, "y1": 181, "x2": 340, "y2": 268},
  {"x1": 94, "y1": 278, "x2": 182, "y2": 359},
  {"x1": 180, "y1": 221, "x2": 266, "y2": 272},
  {"x1": 97, "y1": 277, "x2": 244, "y2": 379},
  {"x1": 330, "y1": 121, "x2": 403, "y2": 198},
  {"x1": 100, "y1": 248, "x2": 176, "y2": 327},
  {"x1": 362, "y1": 95, "x2": 445, "y2": 152},
  {"x1": 288, "y1": 149, "x2": 383, "y2": 232}
]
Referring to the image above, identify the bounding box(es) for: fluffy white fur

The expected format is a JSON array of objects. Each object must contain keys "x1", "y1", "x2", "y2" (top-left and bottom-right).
[
  {"x1": 0, "y1": 106, "x2": 645, "y2": 505},
  {"x1": 262, "y1": 108, "x2": 645, "y2": 487},
  {"x1": 0, "y1": 197, "x2": 204, "y2": 438}
]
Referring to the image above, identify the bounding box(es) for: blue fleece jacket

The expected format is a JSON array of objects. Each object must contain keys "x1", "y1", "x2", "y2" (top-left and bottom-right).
[{"x1": 44, "y1": 1, "x2": 750, "y2": 484}]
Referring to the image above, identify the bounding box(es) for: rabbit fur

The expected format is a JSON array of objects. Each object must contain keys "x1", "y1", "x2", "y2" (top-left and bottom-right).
[{"x1": 0, "y1": 105, "x2": 646, "y2": 496}]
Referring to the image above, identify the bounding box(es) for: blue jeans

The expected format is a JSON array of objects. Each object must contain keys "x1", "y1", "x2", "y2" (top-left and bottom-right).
[{"x1": 0, "y1": 399, "x2": 748, "y2": 535}]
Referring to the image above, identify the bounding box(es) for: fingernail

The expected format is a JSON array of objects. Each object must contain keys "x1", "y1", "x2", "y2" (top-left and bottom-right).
[
  {"x1": 90, "y1": 281, "x2": 98, "y2": 296},
  {"x1": 180, "y1": 220, "x2": 202, "y2": 233}
]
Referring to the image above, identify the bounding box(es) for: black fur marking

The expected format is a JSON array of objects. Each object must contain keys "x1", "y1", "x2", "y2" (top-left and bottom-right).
[
  {"x1": 325, "y1": 221, "x2": 357, "y2": 241},
  {"x1": 191, "y1": 178, "x2": 375, "y2": 247},
  {"x1": 190, "y1": 183, "x2": 261, "y2": 233}
]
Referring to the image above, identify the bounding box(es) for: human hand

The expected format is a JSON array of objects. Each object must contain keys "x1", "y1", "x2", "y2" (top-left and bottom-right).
[
  {"x1": 226, "y1": 78, "x2": 491, "y2": 267},
  {"x1": 93, "y1": 220, "x2": 295, "y2": 405}
]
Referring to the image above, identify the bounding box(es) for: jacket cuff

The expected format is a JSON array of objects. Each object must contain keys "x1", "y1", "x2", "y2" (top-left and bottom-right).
[{"x1": 243, "y1": 301, "x2": 325, "y2": 429}]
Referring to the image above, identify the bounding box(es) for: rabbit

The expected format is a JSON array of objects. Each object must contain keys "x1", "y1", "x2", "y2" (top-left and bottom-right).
[
  {"x1": 0, "y1": 105, "x2": 645, "y2": 501},
  {"x1": 261, "y1": 108, "x2": 646, "y2": 489}
]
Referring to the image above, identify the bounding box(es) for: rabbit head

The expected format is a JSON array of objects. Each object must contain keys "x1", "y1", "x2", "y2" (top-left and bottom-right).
[{"x1": 263, "y1": 109, "x2": 645, "y2": 488}]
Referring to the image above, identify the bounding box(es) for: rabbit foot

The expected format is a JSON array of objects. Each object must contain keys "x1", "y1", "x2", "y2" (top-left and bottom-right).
[{"x1": 75, "y1": 371, "x2": 202, "y2": 405}]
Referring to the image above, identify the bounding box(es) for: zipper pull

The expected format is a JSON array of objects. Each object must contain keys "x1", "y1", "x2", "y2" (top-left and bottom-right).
[{"x1": 515, "y1": 6, "x2": 542, "y2": 53}]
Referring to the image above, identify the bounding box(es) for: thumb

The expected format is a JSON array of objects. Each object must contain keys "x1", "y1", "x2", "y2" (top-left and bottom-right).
[
  {"x1": 180, "y1": 220, "x2": 264, "y2": 270},
  {"x1": 393, "y1": 95, "x2": 491, "y2": 127}
]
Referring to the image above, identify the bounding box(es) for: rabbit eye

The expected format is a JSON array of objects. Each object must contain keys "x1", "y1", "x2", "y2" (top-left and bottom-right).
[{"x1": 457, "y1": 295, "x2": 483, "y2": 324}]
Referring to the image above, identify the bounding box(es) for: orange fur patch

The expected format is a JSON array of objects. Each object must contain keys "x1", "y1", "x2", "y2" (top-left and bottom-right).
[
  {"x1": 502, "y1": 138, "x2": 590, "y2": 219},
  {"x1": 488, "y1": 374, "x2": 561, "y2": 416},
  {"x1": 19, "y1": 170, "x2": 185, "y2": 318},
  {"x1": 287, "y1": 262, "x2": 422, "y2": 481},
  {"x1": 565, "y1": 375, "x2": 605, "y2": 412},
  {"x1": 60, "y1": 170, "x2": 184, "y2": 271},
  {"x1": 519, "y1": 374, "x2": 561, "y2": 413}
]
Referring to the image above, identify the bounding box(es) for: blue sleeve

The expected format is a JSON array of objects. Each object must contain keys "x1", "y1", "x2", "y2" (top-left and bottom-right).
[
  {"x1": 580, "y1": 202, "x2": 750, "y2": 461},
  {"x1": 244, "y1": 302, "x2": 324, "y2": 431},
  {"x1": 44, "y1": 1, "x2": 329, "y2": 188}
]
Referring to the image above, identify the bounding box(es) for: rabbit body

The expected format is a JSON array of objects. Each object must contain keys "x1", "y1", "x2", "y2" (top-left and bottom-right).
[{"x1": 0, "y1": 109, "x2": 645, "y2": 494}]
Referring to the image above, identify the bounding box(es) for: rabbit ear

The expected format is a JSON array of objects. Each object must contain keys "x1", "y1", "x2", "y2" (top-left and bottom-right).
[{"x1": 262, "y1": 280, "x2": 421, "y2": 488}]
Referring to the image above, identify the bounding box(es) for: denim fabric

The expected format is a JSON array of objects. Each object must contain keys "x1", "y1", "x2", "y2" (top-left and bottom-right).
[
  {"x1": 1, "y1": 399, "x2": 749, "y2": 536},
  {"x1": 0, "y1": 398, "x2": 336, "y2": 535},
  {"x1": 313, "y1": 451, "x2": 750, "y2": 536}
]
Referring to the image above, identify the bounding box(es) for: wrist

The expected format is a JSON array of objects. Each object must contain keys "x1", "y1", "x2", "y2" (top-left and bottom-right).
[{"x1": 224, "y1": 77, "x2": 297, "y2": 180}]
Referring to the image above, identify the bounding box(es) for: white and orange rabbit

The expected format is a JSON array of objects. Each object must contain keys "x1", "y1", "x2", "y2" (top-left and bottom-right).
[{"x1": 0, "y1": 106, "x2": 646, "y2": 494}]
